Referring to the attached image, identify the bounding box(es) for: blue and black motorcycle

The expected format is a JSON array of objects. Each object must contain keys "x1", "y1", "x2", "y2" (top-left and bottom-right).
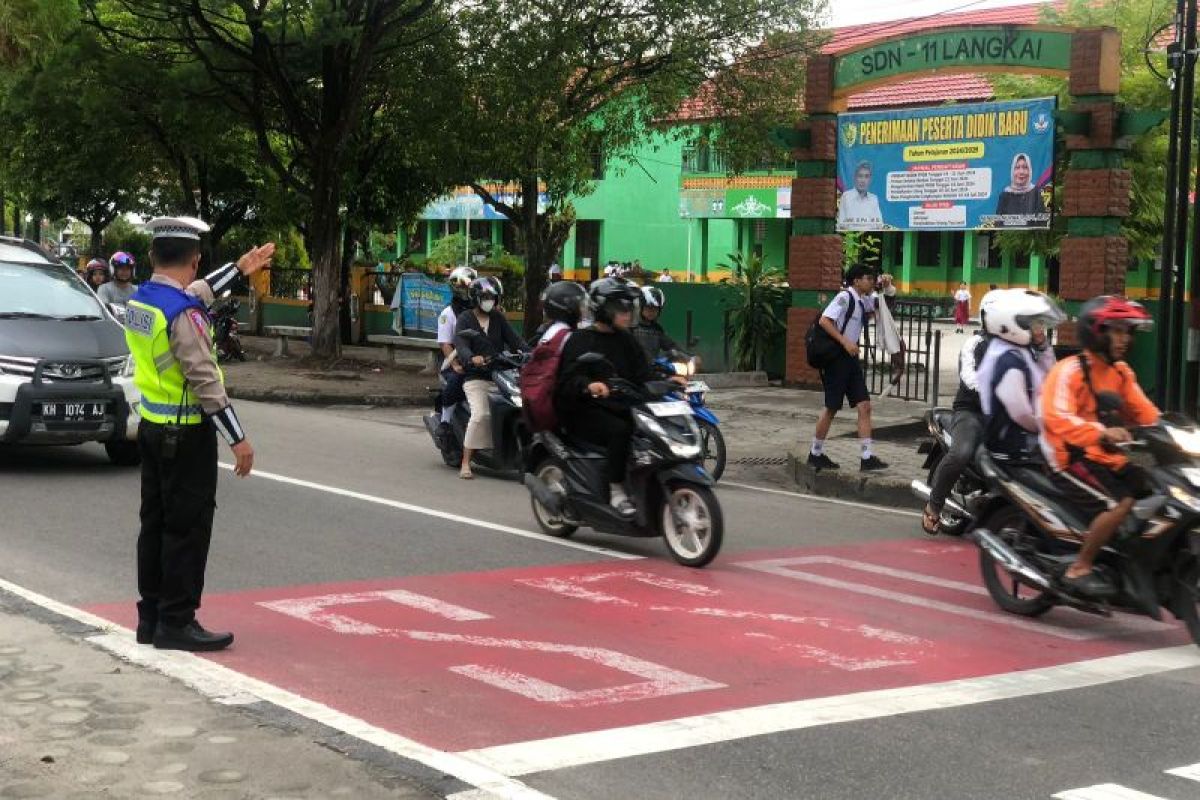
[{"x1": 656, "y1": 356, "x2": 725, "y2": 481}]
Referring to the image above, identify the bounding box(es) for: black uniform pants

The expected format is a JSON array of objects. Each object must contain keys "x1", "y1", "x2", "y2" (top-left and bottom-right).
[
  {"x1": 565, "y1": 406, "x2": 635, "y2": 485},
  {"x1": 136, "y1": 419, "x2": 218, "y2": 627}
]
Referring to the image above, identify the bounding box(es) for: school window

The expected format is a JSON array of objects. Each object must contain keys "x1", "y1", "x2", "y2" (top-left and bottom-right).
[
  {"x1": 916, "y1": 232, "x2": 941, "y2": 267},
  {"x1": 1014, "y1": 250, "x2": 1031, "y2": 270},
  {"x1": 590, "y1": 144, "x2": 605, "y2": 181},
  {"x1": 881, "y1": 232, "x2": 904, "y2": 268},
  {"x1": 946, "y1": 232, "x2": 965, "y2": 269},
  {"x1": 985, "y1": 236, "x2": 1003, "y2": 269}
]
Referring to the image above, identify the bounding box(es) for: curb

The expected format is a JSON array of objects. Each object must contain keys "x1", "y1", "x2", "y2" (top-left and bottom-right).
[
  {"x1": 786, "y1": 453, "x2": 924, "y2": 511},
  {"x1": 696, "y1": 371, "x2": 768, "y2": 389},
  {"x1": 228, "y1": 387, "x2": 430, "y2": 408}
]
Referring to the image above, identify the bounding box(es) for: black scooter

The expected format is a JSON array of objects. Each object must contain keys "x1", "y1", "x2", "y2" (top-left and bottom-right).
[
  {"x1": 212, "y1": 298, "x2": 245, "y2": 363},
  {"x1": 972, "y1": 418, "x2": 1200, "y2": 645},
  {"x1": 523, "y1": 359, "x2": 723, "y2": 567},
  {"x1": 422, "y1": 342, "x2": 530, "y2": 477}
]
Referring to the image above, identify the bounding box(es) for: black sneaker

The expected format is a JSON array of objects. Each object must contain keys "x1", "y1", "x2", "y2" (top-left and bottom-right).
[
  {"x1": 860, "y1": 455, "x2": 889, "y2": 471},
  {"x1": 806, "y1": 452, "x2": 840, "y2": 471}
]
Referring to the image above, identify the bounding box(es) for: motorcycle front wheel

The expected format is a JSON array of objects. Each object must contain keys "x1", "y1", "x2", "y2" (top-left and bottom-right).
[
  {"x1": 698, "y1": 419, "x2": 726, "y2": 481},
  {"x1": 979, "y1": 505, "x2": 1055, "y2": 617},
  {"x1": 660, "y1": 482, "x2": 723, "y2": 568}
]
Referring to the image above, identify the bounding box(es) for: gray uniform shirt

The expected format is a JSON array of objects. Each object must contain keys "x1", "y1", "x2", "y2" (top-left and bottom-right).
[{"x1": 97, "y1": 281, "x2": 137, "y2": 307}]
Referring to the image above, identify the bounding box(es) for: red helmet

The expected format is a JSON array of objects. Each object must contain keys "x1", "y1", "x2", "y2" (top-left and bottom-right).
[{"x1": 1077, "y1": 295, "x2": 1152, "y2": 358}]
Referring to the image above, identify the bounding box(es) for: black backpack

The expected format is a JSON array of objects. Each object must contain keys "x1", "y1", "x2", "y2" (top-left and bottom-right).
[{"x1": 805, "y1": 290, "x2": 857, "y2": 370}]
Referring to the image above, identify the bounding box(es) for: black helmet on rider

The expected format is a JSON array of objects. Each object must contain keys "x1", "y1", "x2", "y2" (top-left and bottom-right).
[
  {"x1": 468, "y1": 275, "x2": 502, "y2": 303},
  {"x1": 588, "y1": 277, "x2": 640, "y2": 326},
  {"x1": 1077, "y1": 295, "x2": 1152, "y2": 362},
  {"x1": 542, "y1": 281, "x2": 589, "y2": 326},
  {"x1": 640, "y1": 286, "x2": 665, "y2": 311}
]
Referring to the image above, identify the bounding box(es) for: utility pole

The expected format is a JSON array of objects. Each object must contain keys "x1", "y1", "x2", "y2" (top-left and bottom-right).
[{"x1": 1157, "y1": 0, "x2": 1198, "y2": 411}]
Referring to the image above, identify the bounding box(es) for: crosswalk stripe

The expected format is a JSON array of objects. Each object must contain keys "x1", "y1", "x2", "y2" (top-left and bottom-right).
[
  {"x1": 1165, "y1": 763, "x2": 1200, "y2": 783},
  {"x1": 1054, "y1": 786, "x2": 1170, "y2": 800}
]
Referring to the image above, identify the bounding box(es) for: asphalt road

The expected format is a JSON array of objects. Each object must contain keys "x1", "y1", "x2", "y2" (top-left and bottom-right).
[{"x1": 2, "y1": 399, "x2": 1199, "y2": 800}]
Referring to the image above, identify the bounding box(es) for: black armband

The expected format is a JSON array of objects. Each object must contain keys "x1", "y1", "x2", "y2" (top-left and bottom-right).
[
  {"x1": 210, "y1": 404, "x2": 246, "y2": 446},
  {"x1": 204, "y1": 262, "x2": 243, "y2": 297}
]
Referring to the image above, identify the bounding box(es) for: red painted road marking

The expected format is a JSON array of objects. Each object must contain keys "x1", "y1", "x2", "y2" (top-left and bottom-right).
[{"x1": 87, "y1": 539, "x2": 1185, "y2": 753}]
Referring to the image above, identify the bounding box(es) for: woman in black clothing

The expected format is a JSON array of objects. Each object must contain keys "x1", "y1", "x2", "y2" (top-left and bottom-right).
[
  {"x1": 555, "y1": 278, "x2": 650, "y2": 517},
  {"x1": 454, "y1": 276, "x2": 527, "y2": 478}
]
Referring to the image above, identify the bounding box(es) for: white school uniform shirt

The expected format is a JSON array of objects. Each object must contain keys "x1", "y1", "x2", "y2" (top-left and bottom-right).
[
  {"x1": 436, "y1": 304, "x2": 458, "y2": 371},
  {"x1": 821, "y1": 289, "x2": 868, "y2": 345}
]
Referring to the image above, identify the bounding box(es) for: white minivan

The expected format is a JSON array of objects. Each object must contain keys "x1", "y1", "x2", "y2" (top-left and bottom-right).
[{"x1": 0, "y1": 238, "x2": 140, "y2": 464}]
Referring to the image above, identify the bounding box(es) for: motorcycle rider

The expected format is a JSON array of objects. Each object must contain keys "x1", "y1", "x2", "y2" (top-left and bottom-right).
[
  {"x1": 920, "y1": 289, "x2": 999, "y2": 534},
  {"x1": 84, "y1": 259, "x2": 109, "y2": 292},
  {"x1": 632, "y1": 286, "x2": 683, "y2": 362},
  {"x1": 976, "y1": 288, "x2": 1063, "y2": 461},
  {"x1": 1039, "y1": 296, "x2": 1159, "y2": 597},
  {"x1": 435, "y1": 266, "x2": 478, "y2": 437},
  {"x1": 537, "y1": 281, "x2": 590, "y2": 344},
  {"x1": 97, "y1": 251, "x2": 138, "y2": 308},
  {"x1": 454, "y1": 276, "x2": 527, "y2": 479},
  {"x1": 555, "y1": 278, "x2": 651, "y2": 517}
]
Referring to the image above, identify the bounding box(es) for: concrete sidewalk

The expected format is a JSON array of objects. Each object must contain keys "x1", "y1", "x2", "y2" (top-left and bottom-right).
[{"x1": 0, "y1": 596, "x2": 442, "y2": 799}]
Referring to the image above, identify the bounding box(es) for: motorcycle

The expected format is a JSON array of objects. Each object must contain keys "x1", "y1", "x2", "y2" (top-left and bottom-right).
[
  {"x1": 971, "y1": 418, "x2": 1200, "y2": 645},
  {"x1": 656, "y1": 355, "x2": 725, "y2": 481},
  {"x1": 212, "y1": 298, "x2": 246, "y2": 363},
  {"x1": 910, "y1": 407, "x2": 985, "y2": 535},
  {"x1": 523, "y1": 357, "x2": 723, "y2": 567},
  {"x1": 422, "y1": 342, "x2": 530, "y2": 477}
]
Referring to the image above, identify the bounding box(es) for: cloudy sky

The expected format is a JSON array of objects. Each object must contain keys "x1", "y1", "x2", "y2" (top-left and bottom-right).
[{"x1": 824, "y1": 0, "x2": 1052, "y2": 28}]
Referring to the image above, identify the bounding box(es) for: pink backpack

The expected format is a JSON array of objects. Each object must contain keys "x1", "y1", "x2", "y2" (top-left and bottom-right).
[{"x1": 520, "y1": 327, "x2": 571, "y2": 432}]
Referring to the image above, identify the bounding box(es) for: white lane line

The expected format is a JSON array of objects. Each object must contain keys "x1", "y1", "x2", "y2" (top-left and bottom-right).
[
  {"x1": 218, "y1": 462, "x2": 640, "y2": 560},
  {"x1": 1166, "y1": 762, "x2": 1200, "y2": 782},
  {"x1": 1055, "y1": 786, "x2": 1170, "y2": 799},
  {"x1": 722, "y1": 480, "x2": 923, "y2": 518},
  {"x1": 458, "y1": 645, "x2": 1200, "y2": 777},
  {"x1": 0, "y1": 575, "x2": 557, "y2": 800}
]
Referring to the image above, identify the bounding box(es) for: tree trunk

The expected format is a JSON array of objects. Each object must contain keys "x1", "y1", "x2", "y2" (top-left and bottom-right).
[
  {"x1": 12, "y1": 204, "x2": 21, "y2": 238},
  {"x1": 89, "y1": 222, "x2": 103, "y2": 258},
  {"x1": 520, "y1": 178, "x2": 546, "y2": 337},
  {"x1": 0, "y1": 189, "x2": 6, "y2": 236},
  {"x1": 307, "y1": 167, "x2": 344, "y2": 359}
]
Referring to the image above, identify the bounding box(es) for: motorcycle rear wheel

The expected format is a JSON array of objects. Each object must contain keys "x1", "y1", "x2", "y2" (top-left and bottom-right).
[
  {"x1": 530, "y1": 458, "x2": 578, "y2": 538},
  {"x1": 660, "y1": 482, "x2": 723, "y2": 568},
  {"x1": 979, "y1": 505, "x2": 1055, "y2": 617},
  {"x1": 698, "y1": 419, "x2": 726, "y2": 481}
]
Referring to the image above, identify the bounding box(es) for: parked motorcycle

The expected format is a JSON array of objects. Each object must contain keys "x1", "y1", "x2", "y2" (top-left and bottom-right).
[
  {"x1": 523, "y1": 358, "x2": 723, "y2": 567},
  {"x1": 422, "y1": 345, "x2": 530, "y2": 477},
  {"x1": 212, "y1": 298, "x2": 246, "y2": 363},
  {"x1": 656, "y1": 355, "x2": 725, "y2": 481},
  {"x1": 910, "y1": 407, "x2": 984, "y2": 536},
  {"x1": 971, "y1": 418, "x2": 1200, "y2": 645}
]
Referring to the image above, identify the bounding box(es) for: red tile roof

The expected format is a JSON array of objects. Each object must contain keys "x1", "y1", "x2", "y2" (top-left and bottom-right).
[{"x1": 668, "y1": 1, "x2": 1066, "y2": 121}]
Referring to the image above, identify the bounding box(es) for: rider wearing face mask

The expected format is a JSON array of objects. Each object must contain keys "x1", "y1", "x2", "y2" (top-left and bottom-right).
[{"x1": 454, "y1": 276, "x2": 527, "y2": 479}]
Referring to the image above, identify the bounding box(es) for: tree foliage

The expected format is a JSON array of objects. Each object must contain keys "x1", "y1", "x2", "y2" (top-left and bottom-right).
[
  {"x1": 989, "y1": 0, "x2": 1172, "y2": 262},
  {"x1": 456, "y1": 0, "x2": 826, "y2": 334}
]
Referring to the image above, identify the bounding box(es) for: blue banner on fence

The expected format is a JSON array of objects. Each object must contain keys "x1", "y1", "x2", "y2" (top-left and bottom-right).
[
  {"x1": 393, "y1": 273, "x2": 451, "y2": 335},
  {"x1": 836, "y1": 98, "x2": 1055, "y2": 232}
]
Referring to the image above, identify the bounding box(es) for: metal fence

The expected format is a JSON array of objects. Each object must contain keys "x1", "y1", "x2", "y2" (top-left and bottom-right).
[
  {"x1": 859, "y1": 299, "x2": 942, "y2": 405},
  {"x1": 268, "y1": 268, "x2": 312, "y2": 301}
]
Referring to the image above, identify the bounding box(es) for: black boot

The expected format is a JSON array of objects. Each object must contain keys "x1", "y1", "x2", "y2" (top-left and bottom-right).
[
  {"x1": 136, "y1": 617, "x2": 157, "y2": 645},
  {"x1": 153, "y1": 621, "x2": 234, "y2": 652}
]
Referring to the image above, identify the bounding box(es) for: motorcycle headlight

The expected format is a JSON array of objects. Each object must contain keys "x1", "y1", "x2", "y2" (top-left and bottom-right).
[
  {"x1": 634, "y1": 410, "x2": 701, "y2": 459},
  {"x1": 1169, "y1": 426, "x2": 1200, "y2": 456},
  {"x1": 672, "y1": 360, "x2": 696, "y2": 377},
  {"x1": 1170, "y1": 484, "x2": 1200, "y2": 513}
]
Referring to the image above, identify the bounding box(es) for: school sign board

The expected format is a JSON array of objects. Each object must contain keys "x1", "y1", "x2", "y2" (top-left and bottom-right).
[{"x1": 835, "y1": 98, "x2": 1055, "y2": 232}]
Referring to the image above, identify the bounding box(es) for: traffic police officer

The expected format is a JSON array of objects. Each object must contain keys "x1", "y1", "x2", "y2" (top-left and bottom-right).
[{"x1": 125, "y1": 216, "x2": 274, "y2": 651}]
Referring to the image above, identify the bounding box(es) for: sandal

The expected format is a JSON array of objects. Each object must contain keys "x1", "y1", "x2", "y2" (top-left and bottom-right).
[
  {"x1": 921, "y1": 505, "x2": 940, "y2": 536},
  {"x1": 459, "y1": 467, "x2": 474, "y2": 480}
]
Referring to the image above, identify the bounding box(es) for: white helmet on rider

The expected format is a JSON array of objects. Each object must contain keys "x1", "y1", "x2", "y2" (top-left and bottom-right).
[
  {"x1": 980, "y1": 288, "x2": 1064, "y2": 346},
  {"x1": 448, "y1": 266, "x2": 477, "y2": 300}
]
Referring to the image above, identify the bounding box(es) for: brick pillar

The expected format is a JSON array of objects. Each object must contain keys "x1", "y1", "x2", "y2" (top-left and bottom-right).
[
  {"x1": 786, "y1": 55, "x2": 842, "y2": 386},
  {"x1": 1059, "y1": 30, "x2": 1128, "y2": 303}
]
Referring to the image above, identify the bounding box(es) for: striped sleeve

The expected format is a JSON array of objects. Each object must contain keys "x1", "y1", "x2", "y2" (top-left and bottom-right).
[
  {"x1": 1040, "y1": 358, "x2": 1104, "y2": 451},
  {"x1": 210, "y1": 405, "x2": 246, "y2": 446},
  {"x1": 203, "y1": 262, "x2": 243, "y2": 297}
]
